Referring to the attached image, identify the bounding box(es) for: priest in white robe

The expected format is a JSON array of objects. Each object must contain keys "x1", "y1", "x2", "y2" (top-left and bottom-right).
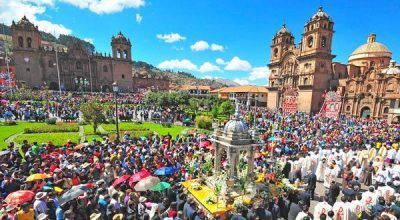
[
  {"x1": 316, "y1": 157, "x2": 327, "y2": 182},
  {"x1": 332, "y1": 197, "x2": 351, "y2": 220},
  {"x1": 313, "y1": 197, "x2": 332, "y2": 219}
]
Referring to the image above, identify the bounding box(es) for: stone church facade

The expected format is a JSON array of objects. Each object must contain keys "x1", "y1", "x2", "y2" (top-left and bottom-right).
[
  {"x1": 10, "y1": 16, "x2": 133, "y2": 92},
  {"x1": 267, "y1": 7, "x2": 400, "y2": 122},
  {"x1": 267, "y1": 7, "x2": 336, "y2": 113}
]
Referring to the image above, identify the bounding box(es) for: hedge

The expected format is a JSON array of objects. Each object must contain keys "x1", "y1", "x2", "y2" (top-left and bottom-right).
[{"x1": 24, "y1": 123, "x2": 79, "y2": 133}]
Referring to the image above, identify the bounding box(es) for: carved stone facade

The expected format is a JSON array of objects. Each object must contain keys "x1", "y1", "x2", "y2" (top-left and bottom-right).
[
  {"x1": 267, "y1": 7, "x2": 336, "y2": 113},
  {"x1": 10, "y1": 16, "x2": 133, "y2": 92},
  {"x1": 334, "y1": 34, "x2": 400, "y2": 122}
]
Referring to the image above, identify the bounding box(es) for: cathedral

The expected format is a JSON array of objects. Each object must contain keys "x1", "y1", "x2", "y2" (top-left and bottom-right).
[
  {"x1": 10, "y1": 16, "x2": 133, "y2": 92},
  {"x1": 267, "y1": 7, "x2": 400, "y2": 122}
]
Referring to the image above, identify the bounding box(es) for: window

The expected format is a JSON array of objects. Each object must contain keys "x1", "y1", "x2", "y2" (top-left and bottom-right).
[
  {"x1": 307, "y1": 36, "x2": 313, "y2": 48},
  {"x1": 285, "y1": 38, "x2": 289, "y2": 44},
  {"x1": 103, "y1": 65, "x2": 108, "y2": 72},
  {"x1": 321, "y1": 36, "x2": 326, "y2": 48},
  {"x1": 383, "y1": 107, "x2": 389, "y2": 114},
  {"x1": 387, "y1": 83, "x2": 395, "y2": 92},
  {"x1": 273, "y1": 48, "x2": 278, "y2": 57},
  {"x1": 26, "y1": 68, "x2": 30, "y2": 72},
  {"x1": 117, "y1": 49, "x2": 121, "y2": 59},
  {"x1": 76, "y1": 61, "x2": 82, "y2": 70},
  {"x1": 303, "y1": 78, "x2": 309, "y2": 85},
  {"x1": 27, "y1": 37, "x2": 32, "y2": 48},
  {"x1": 271, "y1": 81, "x2": 275, "y2": 87},
  {"x1": 48, "y1": 60, "x2": 54, "y2": 68},
  {"x1": 122, "y1": 74, "x2": 125, "y2": 79},
  {"x1": 18, "y1": 36, "x2": 23, "y2": 47},
  {"x1": 123, "y1": 50, "x2": 128, "y2": 59},
  {"x1": 346, "y1": 106, "x2": 351, "y2": 111}
]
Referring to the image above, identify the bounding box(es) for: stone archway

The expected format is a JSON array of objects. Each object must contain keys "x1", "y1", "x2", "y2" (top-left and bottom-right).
[{"x1": 360, "y1": 106, "x2": 371, "y2": 118}]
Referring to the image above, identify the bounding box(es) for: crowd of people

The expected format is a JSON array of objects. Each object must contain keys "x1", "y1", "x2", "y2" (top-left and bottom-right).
[{"x1": 0, "y1": 92, "x2": 399, "y2": 219}]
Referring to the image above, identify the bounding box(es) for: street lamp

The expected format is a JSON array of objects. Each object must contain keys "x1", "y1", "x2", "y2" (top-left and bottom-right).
[{"x1": 112, "y1": 82, "x2": 120, "y2": 141}]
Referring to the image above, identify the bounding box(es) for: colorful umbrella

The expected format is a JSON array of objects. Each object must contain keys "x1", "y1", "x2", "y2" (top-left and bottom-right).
[
  {"x1": 199, "y1": 140, "x2": 212, "y2": 148},
  {"x1": 150, "y1": 182, "x2": 171, "y2": 191},
  {"x1": 5, "y1": 190, "x2": 35, "y2": 205},
  {"x1": 112, "y1": 175, "x2": 131, "y2": 187},
  {"x1": 26, "y1": 173, "x2": 50, "y2": 182},
  {"x1": 129, "y1": 170, "x2": 151, "y2": 186},
  {"x1": 154, "y1": 167, "x2": 175, "y2": 176},
  {"x1": 134, "y1": 176, "x2": 160, "y2": 191}
]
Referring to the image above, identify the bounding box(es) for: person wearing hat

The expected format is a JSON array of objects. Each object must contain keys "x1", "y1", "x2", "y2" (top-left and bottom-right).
[
  {"x1": 90, "y1": 212, "x2": 101, "y2": 220},
  {"x1": 5, "y1": 204, "x2": 17, "y2": 220},
  {"x1": 16, "y1": 202, "x2": 34, "y2": 220},
  {"x1": 37, "y1": 213, "x2": 49, "y2": 220},
  {"x1": 33, "y1": 192, "x2": 48, "y2": 216}
]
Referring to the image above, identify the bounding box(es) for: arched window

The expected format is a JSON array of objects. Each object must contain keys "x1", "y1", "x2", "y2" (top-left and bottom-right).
[
  {"x1": 76, "y1": 61, "x2": 82, "y2": 70},
  {"x1": 307, "y1": 36, "x2": 313, "y2": 48},
  {"x1": 303, "y1": 77, "x2": 309, "y2": 85},
  {"x1": 274, "y1": 48, "x2": 278, "y2": 57},
  {"x1": 387, "y1": 83, "x2": 395, "y2": 92},
  {"x1": 18, "y1": 36, "x2": 23, "y2": 47},
  {"x1": 321, "y1": 36, "x2": 327, "y2": 48},
  {"x1": 122, "y1": 74, "x2": 125, "y2": 79},
  {"x1": 48, "y1": 60, "x2": 54, "y2": 68},
  {"x1": 383, "y1": 107, "x2": 389, "y2": 114},
  {"x1": 271, "y1": 81, "x2": 275, "y2": 87},
  {"x1": 27, "y1": 37, "x2": 32, "y2": 48},
  {"x1": 366, "y1": 84, "x2": 373, "y2": 93},
  {"x1": 103, "y1": 65, "x2": 108, "y2": 72},
  {"x1": 346, "y1": 106, "x2": 351, "y2": 111},
  {"x1": 123, "y1": 50, "x2": 128, "y2": 59},
  {"x1": 117, "y1": 49, "x2": 121, "y2": 59},
  {"x1": 370, "y1": 61, "x2": 375, "y2": 68}
]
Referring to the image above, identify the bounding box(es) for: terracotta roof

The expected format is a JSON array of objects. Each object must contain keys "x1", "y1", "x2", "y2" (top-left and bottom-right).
[
  {"x1": 213, "y1": 86, "x2": 268, "y2": 93},
  {"x1": 180, "y1": 85, "x2": 211, "y2": 91}
]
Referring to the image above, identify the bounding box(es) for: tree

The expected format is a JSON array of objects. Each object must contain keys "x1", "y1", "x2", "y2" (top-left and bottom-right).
[
  {"x1": 218, "y1": 100, "x2": 234, "y2": 116},
  {"x1": 80, "y1": 101, "x2": 106, "y2": 133}
]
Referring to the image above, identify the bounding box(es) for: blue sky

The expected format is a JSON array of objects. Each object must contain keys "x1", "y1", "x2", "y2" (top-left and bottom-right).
[{"x1": 1, "y1": 0, "x2": 399, "y2": 85}]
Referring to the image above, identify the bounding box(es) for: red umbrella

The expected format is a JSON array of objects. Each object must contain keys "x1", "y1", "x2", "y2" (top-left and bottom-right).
[
  {"x1": 129, "y1": 171, "x2": 151, "y2": 187},
  {"x1": 112, "y1": 175, "x2": 131, "y2": 187},
  {"x1": 5, "y1": 190, "x2": 35, "y2": 205},
  {"x1": 199, "y1": 140, "x2": 212, "y2": 148}
]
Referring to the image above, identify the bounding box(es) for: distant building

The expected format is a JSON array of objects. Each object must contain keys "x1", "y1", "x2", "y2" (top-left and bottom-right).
[
  {"x1": 211, "y1": 85, "x2": 268, "y2": 107},
  {"x1": 132, "y1": 68, "x2": 169, "y2": 92},
  {"x1": 10, "y1": 16, "x2": 133, "y2": 92},
  {"x1": 334, "y1": 34, "x2": 400, "y2": 122},
  {"x1": 180, "y1": 85, "x2": 211, "y2": 97}
]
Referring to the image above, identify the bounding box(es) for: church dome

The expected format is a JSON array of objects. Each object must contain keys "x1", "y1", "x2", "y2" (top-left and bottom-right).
[
  {"x1": 277, "y1": 24, "x2": 291, "y2": 35},
  {"x1": 311, "y1": 7, "x2": 330, "y2": 20},
  {"x1": 349, "y1": 34, "x2": 392, "y2": 62},
  {"x1": 384, "y1": 60, "x2": 400, "y2": 75}
]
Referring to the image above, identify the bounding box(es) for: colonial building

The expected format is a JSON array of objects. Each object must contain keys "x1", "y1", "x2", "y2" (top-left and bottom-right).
[
  {"x1": 334, "y1": 34, "x2": 400, "y2": 122},
  {"x1": 180, "y1": 85, "x2": 211, "y2": 97},
  {"x1": 132, "y1": 68, "x2": 169, "y2": 92},
  {"x1": 210, "y1": 86, "x2": 268, "y2": 107},
  {"x1": 10, "y1": 16, "x2": 133, "y2": 92},
  {"x1": 267, "y1": 7, "x2": 336, "y2": 113}
]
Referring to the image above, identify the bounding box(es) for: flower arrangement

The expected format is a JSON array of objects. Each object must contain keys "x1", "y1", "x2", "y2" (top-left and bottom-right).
[
  {"x1": 206, "y1": 195, "x2": 217, "y2": 204},
  {"x1": 191, "y1": 182, "x2": 202, "y2": 190}
]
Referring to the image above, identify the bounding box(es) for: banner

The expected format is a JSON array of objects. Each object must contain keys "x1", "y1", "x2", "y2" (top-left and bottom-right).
[
  {"x1": 281, "y1": 87, "x2": 298, "y2": 114},
  {"x1": 320, "y1": 91, "x2": 342, "y2": 118}
]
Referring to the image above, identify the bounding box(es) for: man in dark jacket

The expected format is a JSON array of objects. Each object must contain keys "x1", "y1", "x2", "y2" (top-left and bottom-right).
[
  {"x1": 307, "y1": 171, "x2": 317, "y2": 200},
  {"x1": 288, "y1": 200, "x2": 303, "y2": 220},
  {"x1": 328, "y1": 180, "x2": 340, "y2": 206}
]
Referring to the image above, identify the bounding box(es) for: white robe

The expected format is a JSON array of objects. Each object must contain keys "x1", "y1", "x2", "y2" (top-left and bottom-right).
[
  {"x1": 361, "y1": 191, "x2": 377, "y2": 206},
  {"x1": 313, "y1": 201, "x2": 332, "y2": 220},
  {"x1": 324, "y1": 166, "x2": 339, "y2": 188},
  {"x1": 332, "y1": 201, "x2": 351, "y2": 220},
  {"x1": 376, "y1": 185, "x2": 395, "y2": 202},
  {"x1": 316, "y1": 159, "x2": 327, "y2": 181},
  {"x1": 349, "y1": 200, "x2": 363, "y2": 219}
]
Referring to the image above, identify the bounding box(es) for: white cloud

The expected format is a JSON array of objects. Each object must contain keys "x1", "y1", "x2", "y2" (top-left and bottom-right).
[
  {"x1": 233, "y1": 78, "x2": 250, "y2": 85},
  {"x1": 60, "y1": 0, "x2": 145, "y2": 14},
  {"x1": 0, "y1": 0, "x2": 72, "y2": 37},
  {"x1": 216, "y1": 58, "x2": 227, "y2": 65},
  {"x1": 83, "y1": 38, "x2": 94, "y2": 44},
  {"x1": 157, "y1": 59, "x2": 197, "y2": 71},
  {"x1": 199, "y1": 62, "x2": 221, "y2": 73},
  {"x1": 248, "y1": 67, "x2": 269, "y2": 81},
  {"x1": 156, "y1": 33, "x2": 186, "y2": 43},
  {"x1": 224, "y1": 56, "x2": 252, "y2": 71},
  {"x1": 136, "y1": 13, "x2": 143, "y2": 23},
  {"x1": 210, "y1": 43, "x2": 224, "y2": 52},
  {"x1": 190, "y1": 40, "x2": 209, "y2": 51},
  {"x1": 203, "y1": 75, "x2": 219, "y2": 80},
  {"x1": 172, "y1": 46, "x2": 184, "y2": 51}
]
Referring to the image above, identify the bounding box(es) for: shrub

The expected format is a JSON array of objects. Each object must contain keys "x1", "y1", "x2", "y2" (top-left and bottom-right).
[
  {"x1": 196, "y1": 116, "x2": 212, "y2": 130},
  {"x1": 2, "y1": 121, "x2": 17, "y2": 126},
  {"x1": 107, "y1": 117, "x2": 115, "y2": 124},
  {"x1": 46, "y1": 118, "x2": 57, "y2": 125},
  {"x1": 24, "y1": 123, "x2": 79, "y2": 133}
]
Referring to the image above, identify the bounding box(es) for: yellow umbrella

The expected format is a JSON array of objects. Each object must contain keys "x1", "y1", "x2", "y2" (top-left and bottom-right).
[
  {"x1": 54, "y1": 187, "x2": 63, "y2": 193},
  {"x1": 26, "y1": 173, "x2": 50, "y2": 182}
]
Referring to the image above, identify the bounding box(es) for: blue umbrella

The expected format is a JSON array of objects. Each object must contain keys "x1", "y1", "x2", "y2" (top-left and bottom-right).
[{"x1": 154, "y1": 167, "x2": 175, "y2": 176}]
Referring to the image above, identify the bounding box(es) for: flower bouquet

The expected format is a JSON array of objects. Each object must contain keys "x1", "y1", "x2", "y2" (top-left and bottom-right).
[
  {"x1": 206, "y1": 195, "x2": 217, "y2": 204},
  {"x1": 191, "y1": 182, "x2": 202, "y2": 190}
]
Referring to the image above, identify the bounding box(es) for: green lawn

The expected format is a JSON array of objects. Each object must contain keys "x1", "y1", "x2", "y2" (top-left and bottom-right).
[
  {"x1": 14, "y1": 132, "x2": 80, "y2": 146},
  {"x1": 102, "y1": 122, "x2": 190, "y2": 138},
  {"x1": 0, "y1": 122, "x2": 46, "y2": 149}
]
